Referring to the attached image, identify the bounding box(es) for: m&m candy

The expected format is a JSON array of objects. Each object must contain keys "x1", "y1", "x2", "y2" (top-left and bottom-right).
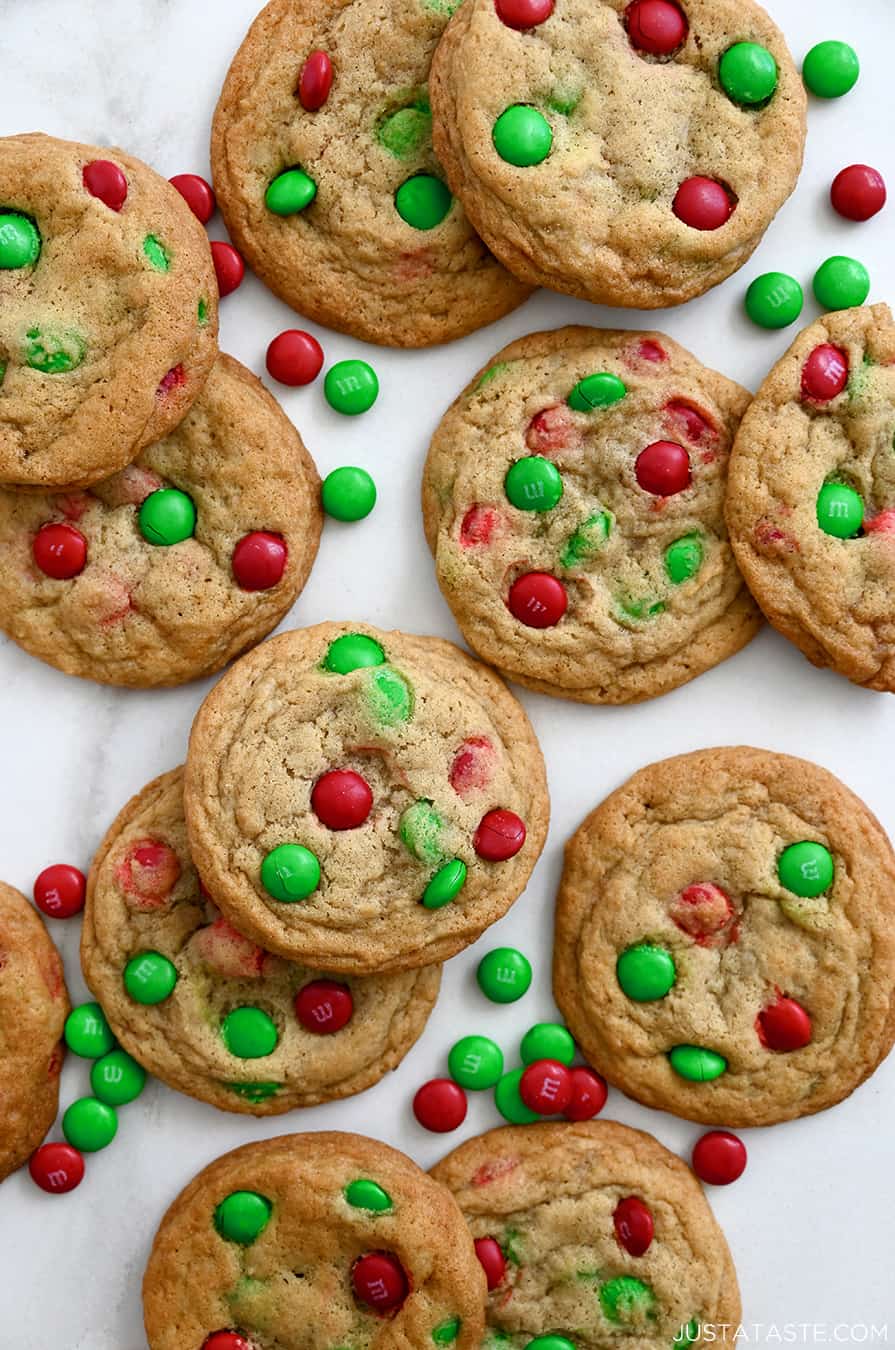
[
  {"x1": 448, "y1": 1035, "x2": 504, "y2": 1090},
  {"x1": 211, "y1": 241, "x2": 245, "y2": 297},
  {"x1": 298, "y1": 50, "x2": 333, "y2": 110},
  {"x1": 801, "y1": 345, "x2": 848, "y2": 402},
  {"x1": 169, "y1": 173, "x2": 216, "y2": 223},
  {"x1": 813, "y1": 255, "x2": 870, "y2": 310},
  {"x1": 266, "y1": 330, "x2": 324, "y2": 386},
  {"x1": 214, "y1": 1190, "x2": 272, "y2": 1244},
  {"x1": 394, "y1": 175, "x2": 452, "y2": 229},
  {"x1": 0, "y1": 211, "x2": 41, "y2": 267},
  {"x1": 351, "y1": 1252, "x2": 409, "y2": 1313},
  {"x1": 802, "y1": 40, "x2": 859, "y2": 99},
  {"x1": 757, "y1": 994, "x2": 812, "y2": 1052},
  {"x1": 477, "y1": 947, "x2": 532, "y2": 1003},
  {"x1": 232, "y1": 532, "x2": 288, "y2": 591},
  {"x1": 719, "y1": 42, "x2": 778, "y2": 106},
  {"x1": 33, "y1": 523, "x2": 87, "y2": 579},
  {"x1": 492, "y1": 105, "x2": 553, "y2": 167},
  {"x1": 519, "y1": 1059, "x2": 573, "y2": 1114},
  {"x1": 495, "y1": 0, "x2": 553, "y2": 28},
  {"x1": 91, "y1": 1049, "x2": 147, "y2": 1106},
  {"x1": 324, "y1": 359, "x2": 379, "y2": 415},
  {"x1": 29, "y1": 1142, "x2": 85, "y2": 1194},
  {"x1": 266, "y1": 168, "x2": 317, "y2": 214},
  {"x1": 691, "y1": 1130, "x2": 747, "y2": 1185},
  {"x1": 616, "y1": 943, "x2": 676, "y2": 1001},
  {"x1": 668, "y1": 1044, "x2": 727, "y2": 1082},
  {"x1": 744, "y1": 272, "x2": 803, "y2": 329},
  {"x1": 413, "y1": 1078, "x2": 468, "y2": 1132},
  {"x1": 83, "y1": 161, "x2": 128, "y2": 211},
  {"x1": 33, "y1": 863, "x2": 86, "y2": 918},
  {"x1": 474, "y1": 1236, "x2": 507, "y2": 1289},
  {"x1": 311, "y1": 769, "x2": 373, "y2": 830},
  {"x1": 64, "y1": 1002, "x2": 115, "y2": 1059},
  {"x1": 505, "y1": 456, "x2": 563, "y2": 512},
  {"x1": 202, "y1": 1335, "x2": 252, "y2": 1350},
  {"x1": 520, "y1": 1022, "x2": 574, "y2": 1066},
  {"x1": 124, "y1": 951, "x2": 178, "y2": 1004},
  {"x1": 672, "y1": 178, "x2": 734, "y2": 231},
  {"x1": 221, "y1": 1006, "x2": 279, "y2": 1059},
  {"x1": 295, "y1": 979, "x2": 353, "y2": 1034},
  {"x1": 494, "y1": 1068, "x2": 540, "y2": 1124},
  {"x1": 345, "y1": 1178, "x2": 393, "y2": 1212},
  {"x1": 830, "y1": 165, "x2": 886, "y2": 221},
  {"x1": 62, "y1": 1097, "x2": 118, "y2": 1153},
  {"x1": 260, "y1": 844, "x2": 321, "y2": 901},
  {"x1": 817, "y1": 483, "x2": 864, "y2": 539},
  {"x1": 474, "y1": 809, "x2": 526, "y2": 861},
  {"x1": 635, "y1": 441, "x2": 691, "y2": 496},
  {"x1": 626, "y1": 0, "x2": 687, "y2": 56},
  {"x1": 322, "y1": 466, "x2": 377, "y2": 521},
  {"x1": 613, "y1": 1195, "x2": 654, "y2": 1256},
  {"x1": 777, "y1": 840, "x2": 834, "y2": 896},
  {"x1": 421, "y1": 860, "x2": 467, "y2": 910},
  {"x1": 507, "y1": 572, "x2": 567, "y2": 628},
  {"x1": 138, "y1": 489, "x2": 196, "y2": 546},
  {"x1": 563, "y1": 1066, "x2": 608, "y2": 1121},
  {"x1": 324, "y1": 632, "x2": 385, "y2": 673}
]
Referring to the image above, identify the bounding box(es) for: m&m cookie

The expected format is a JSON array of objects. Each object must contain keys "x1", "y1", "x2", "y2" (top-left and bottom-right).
[
  {"x1": 81, "y1": 768, "x2": 441, "y2": 1114},
  {"x1": 211, "y1": 0, "x2": 529, "y2": 347},
  {"x1": 432, "y1": 1120, "x2": 741, "y2": 1347},
  {"x1": 554, "y1": 747, "x2": 895, "y2": 1127},
  {"x1": 727, "y1": 304, "x2": 895, "y2": 691},
  {"x1": 428, "y1": 0, "x2": 806, "y2": 308},
  {"x1": 0, "y1": 133, "x2": 218, "y2": 488},
  {"x1": 0, "y1": 881, "x2": 69, "y2": 1182},
  {"x1": 142, "y1": 1131, "x2": 486, "y2": 1349},
  {"x1": 0, "y1": 355, "x2": 322, "y2": 687},
  {"x1": 184, "y1": 623, "x2": 548, "y2": 973},
  {"x1": 422, "y1": 327, "x2": 760, "y2": 704}
]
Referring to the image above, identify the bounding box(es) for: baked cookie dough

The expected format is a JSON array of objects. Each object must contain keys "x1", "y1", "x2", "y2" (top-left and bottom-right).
[
  {"x1": 433, "y1": 1120, "x2": 742, "y2": 1348},
  {"x1": 0, "y1": 881, "x2": 69, "y2": 1182},
  {"x1": 184, "y1": 623, "x2": 548, "y2": 973},
  {"x1": 422, "y1": 326, "x2": 760, "y2": 704},
  {"x1": 429, "y1": 0, "x2": 806, "y2": 308},
  {"x1": 0, "y1": 354, "x2": 321, "y2": 687},
  {"x1": 143, "y1": 1131, "x2": 487, "y2": 1350},
  {"x1": 727, "y1": 303, "x2": 895, "y2": 691},
  {"x1": 82, "y1": 767, "x2": 440, "y2": 1114},
  {"x1": 554, "y1": 747, "x2": 895, "y2": 1126},
  {"x1": 0, "y1": 133, "x2": 218, "y2": 488},
  {"x1": 211, "y1": 0, "x2": 530, "y2": 347}
]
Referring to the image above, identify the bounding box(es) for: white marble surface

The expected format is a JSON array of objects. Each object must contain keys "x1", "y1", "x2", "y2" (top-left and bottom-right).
[{"x1": 2, "y1": 1, "x2": 894, "y2": 1345}]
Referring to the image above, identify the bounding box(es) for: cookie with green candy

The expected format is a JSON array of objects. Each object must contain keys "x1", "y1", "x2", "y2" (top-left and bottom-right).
[
  {"x1": 82, "y1": 767, "x2": 441, "y2": 1115},
  {"x1": 0, "y1": 355, "x2": 322, "y2": 688},
  {"x1": 727, "y1": 303, "x2": 895, "y2": 691},
  {"x1": 184, "y1": 622, "x2": 548, "y2": 974},
  {"x1": 210, "y1": 0, "x2": 529, "y2": 347},
  {"x1": 422, "y1": 326, "x2": 760, "y2": 705},
  {"x1": 143, "y1": 1131, "x2": 486, "y2": 1349},
  {"x1": 432, "y1": 1120, "x2": 741, "y2": 1349},
  {"x1": 0, "y1": 133, "x2": 218, "y2": 488},
  {"x1": 0, "y1": 881, "x2": 70, "y2": 1182},
  {"x1": 554, "y1": 747, "x2": 895, "y2": 1127}
]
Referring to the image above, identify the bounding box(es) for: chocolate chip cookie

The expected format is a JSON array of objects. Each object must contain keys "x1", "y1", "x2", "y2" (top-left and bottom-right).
[
  {"x1": 82, "y1": 767, "x2": 441, "y2": 1114},
  {"x1": 0, "y1": 354, "x2": 321, "y2": 687},
  {"x1": 211, "y1": 0, "x2": 530, "y2": 347},
  {"x1": 554, "y1": 747, "x2": 895, "y2": 1126},
  {"x1": 422, "y1": 326, "x2": 760, "y2": 704},
  {"x1": 429, "y1": 0, "x2": 806, "y2": 308},
  {"x1": 143, "y1": 1131, "x2": 487, "y2": 1350},
  {"x1": 0, "y1": 133, "x2": 218, "y2": 488},
  {"x1": 727, "y1": 303, "x2": 895, "y2": 691},
  {"x1": 184, "y1": 623, "x2": 549, "y2": 973}
]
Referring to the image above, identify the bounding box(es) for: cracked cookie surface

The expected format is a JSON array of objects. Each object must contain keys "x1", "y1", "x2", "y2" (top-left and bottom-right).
[
  {"x1": 0, "y1": 354, "x2": 322, "y2": 687},
  {"x1": 143, "y1": 1131, "x2": 486, "y2": 1350},
  {"x1": 0, "y1": 133, "x2": 218, "y2": 487},
  {"x1": 432, "y1": 1121, "x2": 741, "y2": 1349},
  {"x1": 422, "y1": 326, "x2": 760, "y2": 704},
  {"x1": 83, "y1": 767, "x2": 441, "y2": 1115},
  {"x1": 553, "y1": 747, "x2": 895, "y2": 1126},
  {"x1": 184, "y1": 622, "x2": 548, "y2": 974},
  {"x1": 727, "y1": 303, "x2": 895, "y2": 691}
]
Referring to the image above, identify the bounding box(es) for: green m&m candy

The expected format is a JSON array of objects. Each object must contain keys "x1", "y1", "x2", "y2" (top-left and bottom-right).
[
  {"x1": 266, "y1": 167, "x2": 317, "y2": 214},
  {"x1": 719, "y1": 42, "x2": 778, "y2": 105},
  {"x1": 395, "y1": 174, "x2": 453, "y2": 229},
  {"x1": 561, "y1": 512, "x2": 612, "y2": 569},
  {"x1": 813, "y1": 255, "x2": 870, "y2": 311},
  {"x1": 138, "y1": 488, "x2": 196, "y2": 545},
  {"x1": 495, "y1": 1068, "x2": 540, "y2": 1124},
  {"x1": 599, "y1": 1275, "x2": 656, "y2": 1324},
  {"x1": 448, "y1": 1034, "x2": 504, "y2": 1090},
  {"x1": 143, "y1": 234, "x2": 170, "y2": 271},
  {"x1": 400, "y1": 799, "x2": 445, "y2": 865},
  {"x1": 802, "y1": 40, "x2": 859, "y2": 99},
  {"x1": 345, "y1": 1178, "x2": 393, "y2": 1212},
  {"x1": 324, "y1": 359, "x2": 379, "y2": 415},
  {"x1": 214, "y1": 1190, "x2": 272, "y2": 1244},
  {"x1": 24, "y1": 327, "x2": 86, "y2": 373},
  {"x1": 520, "y1": 1022, "x2": 574, "y2": 1067},
  {"x1": 260, "y1": 843, "x2": 320, "y2": 902},
  {"x1": 492, "y1": 105, "x2": 553, "y2": 167},
  {"x1": 0, "y1": 211, "x2": 41, "y2": 268},
  {"x1": 322, "y1": 466, "x2": 377, "y2": 521},
  {"x1": 505, "y1": 456, "x2": 563, "y2": 512},
  {"x1": 124, "y1": 951, "x2": 178, "y2": 1005},
  {"x1": 324, "y1": 632, "x2": 385, "y2": 673},
  {"x1": 222, "y1": 1006, "x2": 279, "y2": 1059},
  {"x1": 816, "y1": 482, "x2": 864, "y2": 539},
  {"x1": 526, "y1": 1340, "x2": 575, "y2": 1350},
  {"x1": 226, "y1": 1081, "x2": 281, "y2": 1103},
  {"x1": 777, "y1": 840, "x2": 834, "y2": 897},
  {"x1": 422, "y1": 858, "x2": 467, "y2": 909},
  {"x1": 616, "y1": 944, "x2": 676, "y2": 1001},
  {"x1": 477, "y1": 947, "x2": 532, "y2": 1003},
  {"x1": 744, "y1": 272, "x2": 804, "y2": 329},
  {"x1": 567, "y1": 372, "x2": 626, "y2": 411},
  {"x1": 668, "y1": 1045, "x2": 727, "y2": 1082},
  {"x1": 64, "y1": 1002, "x2": 115, "y2": 1058},
  {"x1": 664, "y1": 534, "x2": 704, "y2": 584},
  {"x1": 367, "y1": 666, "x2": 414, "y2": 725},
  {"x1": 90, "y1": 1049, "x2": 147, "y2": 1106},
  {"x1": 62, "y1": 1097, "x2": 118, "y2": 1152},
  {"x1": 433, "y1": 1318, "x2": 462, "y2": 1345},
  {"x1": 378, "y1": 100, "x2": 431, "y2": 159}
]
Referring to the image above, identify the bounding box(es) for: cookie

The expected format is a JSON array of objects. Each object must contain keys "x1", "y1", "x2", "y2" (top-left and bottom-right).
[
  {"x1": 0, "y1": 354, "x2": 322, "y2": 687},
  {"x1": 429, "y1": 0, "x2": 806, "y2": 309},
  {"x1": 432, "y1": 1120, "x2": 741, "y2": 1348},
  {"x1": 0, "y1": 133, "x2": 219, "y2": 488},
  {"x1": 0, "y1": 881, "x2": 70, "y2": 1182},
  {"x1": 211, "y1": 0, "x2": 530, "y2": 348},
  {"x1": 422, "y1": 326, "x2": 760, "y2": 704},
  {"x1": 142, "y1": 1130, "x2": 487, "y2": 1349},
  {"x1": 727, "y1": 303, "x2": 895, "y2": 692},
  {"x1": 82, "y1": 767, "x2": 441, "y2": 1115},
  {"x1": 184, "y1": 623, "x2": 549, "y2": 973},
  {"x1": 553, "y1": 747, "x2": 895, "y2": 1127}
]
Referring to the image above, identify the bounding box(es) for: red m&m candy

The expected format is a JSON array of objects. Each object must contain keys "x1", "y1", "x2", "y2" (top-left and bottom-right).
[
  {"x1": 295, "y1": 979, "x2": 353, "y2": 1034},
  {"x1": 831, "y1": 164, "x2": 886, "y2": 221},
  {"x1": 266, "y1": 329, "x2": 325, "y2": 386},
  {"x1": 756, "y1": 994, "x2": 812, "y2": 1052},
  {"x1": 311, "y1": 769, "x2": 373, "y2": 830},
  {"x1": 413, "y1": 1078, "x2": 468, "y2": 1132},
  {"x1": 613, "y1": 1196, "x2": 654, "y2": 1256},
  {"x1": 29, "y1": 1142, "x2": 85, "y2": 1194},
  {"x1": 169, "y1": 173, "x2": 216, "y2": 224},
  {"x1": 211, "y1": 241, "x2": 245, "y2": 297},
  {"x1": 202, "y1": 1334, "x2": 253, "y2": 1350},
  {"x1": 635, "y1": 441, "x2": 691, "y2": 496},
  {"x1": 801, "y1": 344, "x2": 848, "y2": 402},
  {"x1": 495, "y1": 0, "x2": 554, "y2": 29},
  {"x1": 474, "y1": 809, "x2": 526, "y2": 861},
  {"x1": 450, "y1": 736, "x2": 496, "y2": 799},
  {"x1": 519, "y1": 1058, "x2": 573, "y2": 1114},
  {"x1": 232, "y1": 532, "x2": 288, "y2": 591},
  {"x1": 474, "y1": 1236, "x2": 507, "y2": 1290},
  {"x1": 507, "y1": 571, "x2": 567, "y2": 627},
  {"x1": 352, "y1": 1252, "x2": 409, "y2": 1313},
  {"x1": 563, "y1": 1066, "x2": 608, "y2": 1121},
  {"x1": 83, "y1": 159, "x2": 128, "y2": 211},
  {"x1": 298, "y1": 50, "x2": 334, "y2": 110},
  {"x1": 33, "y1": 523, "x2": 87, "y2": 579},
  {"x1": 626, "y1": 0, "x2": 688, "y2": 56},
  {"x1": 691, "y1": 1130, "x2": 747, "y2": 1186},
  {"x1": 673, "y1": 178, "x2": 735, "y2": 230},
  {"x1": 33, "y1": 863, "x2": 86, "y2": 919}
]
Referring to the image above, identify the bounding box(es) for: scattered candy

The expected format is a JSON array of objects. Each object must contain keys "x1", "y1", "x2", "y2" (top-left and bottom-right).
[
  {"x1": 312, "y1": 769, "x2": 373, "y2": 830},
  {"x1": 494, "y1": 1067, "x2": 540, "y2": 1124},
  {"x1": 744, "y1": 272, "x2": 804, "y2": 329},
  {"x1": 64, "y1": 1002, "x2": 115, "y2": 1059},
  {"x1": 62, "y1": 1097, "x2": 118, "y2": 1153},
  {"x1": 297, "y1": 50, "x2": 333, "y2": 110},
  {"x1": 613, "y1": 1195, "x2": 654, "y2": 1256},
  {"x1": 519, "y1": 1058, "x2": 573, "y2": 1114},
  {"x1": 295, "y1": 979, "x2": 353, "y2": 1034},
  {"x1": 394, "y1": 174, "x2": 453, "y2": 229},
  {"x1": 0, "y1": 210, "x2": 41, "y2": 267},
  {"x1": 813, "y1": 254, "x2": 870, "y2": 310},
  {"x1": 123, "y1": 951, "x2": 178, "y2": 1005},
  {"x1": 266, "y1": 167, "x2": 317, "y2": 215},
  {"x1": 802, "y1": 40, "x2": 859, "y2": 99},
  {"x1": 505, "y1": 456, "x2": 563, "y2": 512},
  {"x1": 507, "y1": 571, "x2": 567, "y2": 627},
  {"x1": 777, "y1": 840, "x2": 834, "y2": 897},
  {"x1": 719, "y1": 42, "x2": 778, "y2": 106},
  {"x1": 625, "y1": 0, "x2": 687, "y2": 56},
  {"x1": 567, "y1": 371, "x2": 626, "y2": 411},
  {"x1": 33, "y1": 863, "x2": 86, "y2": 918},
  {"x1": 664, "y1": 534, "x2": 704, "y2": 583},
  {"x1": 448, "y1": 1035, "x2": 504, "y2": 1090},
  {"x1": 668, "y1": 1045, "x2": 727, "y2": 1082},
  {"x1": 801, "y1": 344, "x2": 848, "y2": 402},
  {"x1": 495, "y1": 0, "x2": 553, "y2": 29},
  {"x1": 830, "y1": 164, "x2": 886, "y2": 221},
  {"x1": 817, "y1": 482, "x2": 864, "y2": 539},
  {"x1": 232, "y1": 532, "x2": 288, "y2": 591},
  {"x1": 635, "y1": 441, "x2": 691, "y2": 496},
  {"x1": 672, "y1": 178, "x2": 734, "y2": 231},
  {"x1": 29, "y1": 1142, "x2": 85, "y2": 1194},
  {"x1": 474, "y1": 1236, "x2": 507, "y2": 1289},
  {"x1": 563, "y1": 1066, "x2": 607, "y2": 1121},
  {"x1": 82, "y1": 160, "x2": 128, "y2": 212},
  {"x1": 476, "y1": 946, "x2": 532, "y2": 1003},
  {"x1": 214, "y1": 1190, "x2": 272, "y2": 1244},
  {"x1": 260, "y1": 843, "x2": 321, "y2": 902},
  {"x1": 266, "y1": 329, "x2": 325, "y2": 387},
  {"x1": 324, "y1": 632, "x2": 385, "y2": 673},
  {"x1": 352, "y1": 1251, "x2": 409, "y2": 1313},
  {"x1": 345, "y1": 1179, "x2": 392, "y2": 1212},
  {"x1": 90, "y1": 1049, "x2": 147, "y2": 1106},
  {"x1": 322, "y1": 466, "x2": 377, "y2": 521},
  {"x1": 616, "y1": 943, "x2": 676, "y2": 1001},
  {"x1": 414, "y1": 1078, "x2": 467, "y2": 1132},
  {"x1": 492, "y1": 105, "x2": 553, "y2": 167},
  {"x1": 324, "y1": 359, "x2": 379, "y2": 415},
  {"x1": 211, "y1": 240, "x2": 245, "y2": 297},
  {"x1": 474, "y1": 808, "x2": 526, "y2": 861},
  {"x1": 169, "y1": 173, "x2": 216, "y2": 223},
  {"x1": 691, "y1": 1130, "x2": 747, "y2": 1185},
  {"x1": 32, "y1": 522, "x2": 87, "y2": 580},
  {"x1": 757, "y1": 994, "x2": 812, "y2": 1052},
  {"x1": 221, "y1": 1006, "x2": 279, "y2": 1059},
  {"x1": 421, "y1": 859, "x2": 467, "y2": 910},
  {"x1": 138, "y1": 488, "x2": 196, "y2": 546},
  {"x1": 520, "y1": 1022, "x2": 574, "y2": 1066}
]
